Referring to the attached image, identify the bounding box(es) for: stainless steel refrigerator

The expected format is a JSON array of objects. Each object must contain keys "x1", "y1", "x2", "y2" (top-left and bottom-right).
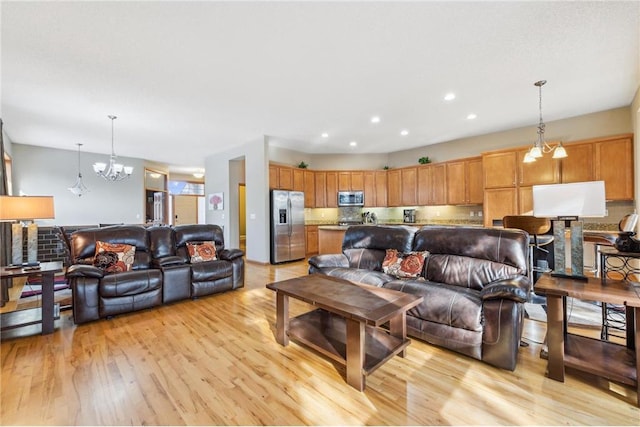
[{"x1": 270, "y1": 190, "x2": 306, "y2": 264}]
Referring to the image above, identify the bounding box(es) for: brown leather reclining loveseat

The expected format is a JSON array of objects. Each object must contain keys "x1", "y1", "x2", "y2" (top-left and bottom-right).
[
  {"x1": 308, "y1": 225, "x2": 530, "y2": 370},
  {"x1": 66, "y1": 224, "x2": 244, "y2": 324}
]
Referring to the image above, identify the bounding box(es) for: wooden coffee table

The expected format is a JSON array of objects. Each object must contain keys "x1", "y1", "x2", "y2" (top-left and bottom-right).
[{"x1": 266, "y1": 274, "x2": 423, "y2": 391}]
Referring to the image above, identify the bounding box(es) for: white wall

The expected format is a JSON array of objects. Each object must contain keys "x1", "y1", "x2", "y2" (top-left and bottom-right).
[
  {"x1": 12, "y1": 144, "x2": 145, "y2": 226},
  {"x1": 389, "y1": 107, "x2": 633, "y2": 167},
  {"x1": 205, "y1": 137, "x2": 270, "y2": 264}
]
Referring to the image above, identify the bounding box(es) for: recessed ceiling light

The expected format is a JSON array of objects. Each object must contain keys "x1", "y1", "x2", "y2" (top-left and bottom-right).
[
  {"x1": 444, "y1": 93, "x2": 456, "y2": 101},
  {"x1": 400, "y1": 130, "x2": 409, "y2": 136},
  {"x1": 466, "y1": 113, "x2": 477, "y2": 120},
  {"x1": 349, "y1": 141, "x2": 357, "y2": 147},
  {"x1": 370, "y1": 116, "x2": 380, "y2": 123},
  {"x1": 321, "y1": 132, "x2": 329, "y2": 138}
]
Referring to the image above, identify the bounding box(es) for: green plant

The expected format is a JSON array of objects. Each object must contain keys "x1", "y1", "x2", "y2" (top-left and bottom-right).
[
  {"x1": 418, "y1": 156, "x2": 431, "y2": 164},
  {"x1": 383, "y1": 165, "x2": 390, "y2": 170},
  {"x1": 297, "y1": 161, "x2": 308, "y2": 169}
]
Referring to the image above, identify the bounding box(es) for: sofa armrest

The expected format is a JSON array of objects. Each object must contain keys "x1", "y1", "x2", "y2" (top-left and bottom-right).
[
  {"x1": 152, "y1": 256, "x2": 185, "y2": 268},
  {"x1": 218, "y1": 248, "x2": 244, "y2": 261},
  {"x1": 480, "y1": 276, "x2": 530, "y2": 303},
  {"x1": 66, "y1": 264, "x2": 105, "y2": 279},
  {"x1": 308, "y1": 254, "x2": 349, "y2": 269}
]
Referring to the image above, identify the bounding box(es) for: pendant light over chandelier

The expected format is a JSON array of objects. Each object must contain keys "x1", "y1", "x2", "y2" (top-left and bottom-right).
[
  {"x1": 523, "y1": 80, "x2": 567, "y2": 163},
  {"x1": 93, "y1": 115, "x2": 133, "y2": 181},
  {"x1": 68, "y1": 143, "x2": 89, "y2": 196}
]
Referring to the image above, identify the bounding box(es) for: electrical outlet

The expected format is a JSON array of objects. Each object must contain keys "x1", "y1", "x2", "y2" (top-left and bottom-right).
[
  {"x1": 605, "y1": 209, "x2": 609, "y2": 216},
  {"x1": 436, "y1": 211, "x2": 440, "y2": 217},
  {"x1": 478, "y1": 211, "x2": 483, "y2": 217},
  {"x1": 470, "y1": 211, "x2": 475, "y2": 217}
]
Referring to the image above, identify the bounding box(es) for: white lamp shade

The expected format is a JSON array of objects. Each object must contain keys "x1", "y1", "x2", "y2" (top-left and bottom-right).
[
  {"x1": 124, "y1": 166, "x2": 134, "y2": 175},
  {"x1": 0, "y1": 196, "x2": 55, "y2": 221},
  {"x1": 93, "y1": 162, "x2": 106, "y2": 173}
]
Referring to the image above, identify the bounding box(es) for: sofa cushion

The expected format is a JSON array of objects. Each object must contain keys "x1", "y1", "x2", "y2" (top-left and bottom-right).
[
  {"x1": 187, "y1": 241, "x2": 217, "y2": 262},
  {"x1": 424, "y1": 254, "x2": 521, "y2": 291},
  {"x1": 383, "y1": 279, "x2": 483, "y2": 332},
  {"x1": 190, "y1": 260, "x2": 233, "y2": 281},
  {"x1": 95, "y1": 241, "x2": 136, "y2": 273},
  {"x1": 382, "y1": 249, "x2": 429, "y2": 278},
  {"x1": 315, "y1": 267, "x2": 395, "y2": 287},
  {"x1": 99, "y1": 270, "x2": 162, "y2": 297}
]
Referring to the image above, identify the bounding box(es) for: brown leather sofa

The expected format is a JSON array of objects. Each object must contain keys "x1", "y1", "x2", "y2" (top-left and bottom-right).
[
  {"x1": 66, "y1": 224, "x2": 244, "y2": 324},
  {"x1": 308, "y1": 225, "x2": 530, "y2": 371}
]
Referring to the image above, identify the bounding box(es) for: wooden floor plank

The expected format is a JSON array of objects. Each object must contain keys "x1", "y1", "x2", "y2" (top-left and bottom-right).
[{"x1": 1, "y1": 259, "x2": 639, "y2": 425}]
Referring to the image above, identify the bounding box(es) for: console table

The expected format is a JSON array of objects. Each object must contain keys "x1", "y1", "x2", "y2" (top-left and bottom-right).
[
  {"x1": 534, "y1": 273, "x2": 640, "y2": 406},
  {"x1": 0, "y1": 261, "x2": 63, "y2": 335}
]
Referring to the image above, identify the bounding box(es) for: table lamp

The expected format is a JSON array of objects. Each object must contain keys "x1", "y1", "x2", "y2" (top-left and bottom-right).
[
  {"x1": 0, "y1": 195, "x2": 55, "y2": 266},
  {"x1": 533, "y1": 181, "x2": 606, "y2": 281}
]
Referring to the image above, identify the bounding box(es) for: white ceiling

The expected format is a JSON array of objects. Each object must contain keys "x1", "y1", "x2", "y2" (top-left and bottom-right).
[{"x1": 2, "y1": 1, "x2": 639, "y2": 174}]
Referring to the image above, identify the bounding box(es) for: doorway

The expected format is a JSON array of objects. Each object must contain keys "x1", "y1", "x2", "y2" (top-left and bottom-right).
[{"x1": 239, "y1": 184, "x2": 246, "y2": 252}]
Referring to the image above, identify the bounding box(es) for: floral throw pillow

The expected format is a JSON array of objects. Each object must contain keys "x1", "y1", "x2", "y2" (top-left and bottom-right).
[
  {"x1": 382, "y1": 249, "x2": 429, "y2": 279},
  {"x1": 94, "y1": 241, "x2": 136, "y2": 273},
  {"x1": 186, "y1": 241, "x2": 217, "y2": 263}
]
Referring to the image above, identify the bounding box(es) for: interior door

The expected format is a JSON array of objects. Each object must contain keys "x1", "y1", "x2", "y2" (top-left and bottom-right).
[{"x1": 173, "y1": 195, "x2": 198, "y2": 226}]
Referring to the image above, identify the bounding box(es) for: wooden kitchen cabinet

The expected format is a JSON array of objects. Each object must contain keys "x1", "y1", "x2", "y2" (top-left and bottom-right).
[
  {"x1": 387, "y1": 169, "x2": 401, "y2": 207},
  {"x1": 560, "y1": 142, "x2": 594, "y2": 183},
  {"x1": 483, "y1": 188, "x2": 517, "y2": 227},
  {"x1": 278, "y1": 167, "x2": 293, "y2": 190},
  {"x1": 445, "y1": 157, "x2": 482, "y2": 205},
  {"x1": 314, "y1": 172, "x2": 326, "y2": 208},
  {"x1": 337, "y1": 171, "x2": 364, "y2": 191},
  {"x1": 483, "y1": 151, "x2": 517, "y2": 189},
  {"x1": 325, "y1": 172, "x2": 338, "y2": 207},
  {"x1": 518, "y1": 186, "x2": 533, "y2": 215},
  {"x1": 293, "y1": 168, "x2": 304, "y2": 192},
  {"x1": 350, "y1": 171, "x2": 364, "y2": 191},
  {"x1": 418, "y1": 164, "x2": 446, "y2": 205},
  {"x1": 401, "y1": 167, "x2": 417, "y2": 206},
  {"x1": 305, "y1": 225, "x2": 318, "y2": 256},
  {"x1": 374, "y1": 171, "x2": 388, "y2": 207},
  {"x1": 338, "y1": 172, "x2": 351, "y2": 191},
  {"x1": 269, "y1": 165, "x2": 278, "y2": 189},
  {"x1": 517, "y1": 148, "x2": 559, "y2": 186},
  {"x1": 304, "y1": 170, "x2": 315, "y2": 207},
  {"x1": 363, "y1": 171, "x2": 376, "y2": 207},
  {"x1": 595, "y1": 136, "x2": 634, "y2": 201}
]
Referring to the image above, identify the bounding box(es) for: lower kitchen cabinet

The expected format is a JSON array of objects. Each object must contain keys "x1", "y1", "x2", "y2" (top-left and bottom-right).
[{"x1": 306, "y1": 225, "x2": 318, "y2": 256}]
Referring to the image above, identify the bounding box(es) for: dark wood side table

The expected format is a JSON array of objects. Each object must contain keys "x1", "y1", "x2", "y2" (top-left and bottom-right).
[
  {"x1": 534, "y1": 273, "x2": 640, "y2": 406},
  {"x1": 0, "y1": 261, "x2": 64, "y2": 335}
]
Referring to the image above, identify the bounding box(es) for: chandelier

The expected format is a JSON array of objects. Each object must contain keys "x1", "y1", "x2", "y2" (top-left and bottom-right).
[
  {"x1": 68, "y1": 143, "x2": 90, "y2": 196},
  {"x1": 523, "y1": 80, "x2": 567, "y2": 163},
  {"x1": 93, "y1": 115, "x2": 133, "y2": 181}
]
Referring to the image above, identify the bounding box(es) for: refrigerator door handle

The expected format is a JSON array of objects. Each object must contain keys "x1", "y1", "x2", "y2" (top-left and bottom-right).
[{"x1": 287, "y1": 198, "x2": 292, "y2": 236}]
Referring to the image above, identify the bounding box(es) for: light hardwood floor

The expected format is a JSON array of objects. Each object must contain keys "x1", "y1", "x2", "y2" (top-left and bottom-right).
[{"x1": 1, "y1": 259, "x2": 639, "y2": 425}]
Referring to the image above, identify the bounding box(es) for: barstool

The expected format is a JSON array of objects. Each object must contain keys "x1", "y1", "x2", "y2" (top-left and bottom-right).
[{"x1": 503, "y1": 215, "x2": 553, "y2": 284}]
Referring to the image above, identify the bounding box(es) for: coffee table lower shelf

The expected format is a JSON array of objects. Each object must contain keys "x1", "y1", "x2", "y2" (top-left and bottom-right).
[{"x1": 288, "y1": 309, "x2": 411, "y2": 376}]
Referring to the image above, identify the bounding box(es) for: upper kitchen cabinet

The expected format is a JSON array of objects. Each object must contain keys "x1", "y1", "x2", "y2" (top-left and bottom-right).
[
  {"x1": 314, "y1": 171, "x2": 326, "y2": 208},
  {"x1": 401, "y1": 167, "x2": 418, "y2": 206},
  {"x1": 418, "y1": 164, "x2": 446, "y2": 205},
  {"x1": 560, "y1": 142, "x2": 594, "y2": 183},
  {"x1": 374, "y1": 171, "x2": 388, "y2": 207},
  {"x1": 325, "y1": 172, "x2": 338, "y2": 207},
  {"x1": 387, "y1": 169, "x2": 401, "y2": 207},
  {"x1": 269, "y1": 164, "x2": 294, "y2": 190},
  {"x1": 338, "y1": 171, "x2": 364, "y2": 191},
  {"x1": 303, "y1": 170, "x2": 315, "y2": 207},
  {"x1": 517, "y1": 148, "x2": 559, "y2": 186},
  {"x1": 595, "y1": 135, "x2": 634, "y2": 201},
  {"x1": 446, "y1": 157, "x2": 483, "y2": 205},
  {"x1": 363, "y1": 171, "x2": 387, "y2": 207},
  {"x1": 293, "y1": 168, "x2": 304, "y2": 192},
  {"x1": 482, "y1": 151, "x2": 517, "y2": 189}
]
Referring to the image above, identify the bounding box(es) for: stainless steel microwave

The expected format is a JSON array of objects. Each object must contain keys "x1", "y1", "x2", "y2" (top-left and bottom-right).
[{"x1": 338, "y1": 191, "x2": 364, "y2": 206}]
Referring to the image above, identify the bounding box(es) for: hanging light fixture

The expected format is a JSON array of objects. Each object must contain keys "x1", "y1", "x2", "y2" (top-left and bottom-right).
[
  {"x1": 93, "y1": 115, "x2": 133, "y2": 181},
  {"x1": 68, "y1": 143, "x2": 90, "y2": 196},
  {"x1": 523, "y1": 80, "x2": 567, "y2": 163}
]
